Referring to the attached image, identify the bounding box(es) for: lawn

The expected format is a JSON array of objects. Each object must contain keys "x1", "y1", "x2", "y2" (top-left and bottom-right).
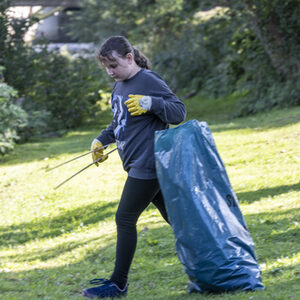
[{"x1": 0, "y1": 97, "x2": 299, "y2": 300}]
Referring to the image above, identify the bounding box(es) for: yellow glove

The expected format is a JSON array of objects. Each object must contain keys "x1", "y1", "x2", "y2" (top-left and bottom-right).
[
  {"x1": 91, "y1": 139, "x2": 108, "y2": 166},
  {"x1": 124, "y1": 94, "x2": 152, "y2": 116}
]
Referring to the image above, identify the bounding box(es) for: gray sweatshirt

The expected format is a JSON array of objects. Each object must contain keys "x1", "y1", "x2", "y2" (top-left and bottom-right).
[{"x1": 97, "y1": 68, "x2": 186, "y2": 179}]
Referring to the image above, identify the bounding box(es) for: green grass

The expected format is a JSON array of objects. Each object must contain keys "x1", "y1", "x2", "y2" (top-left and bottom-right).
[{"x1": 0, "y1": 96, "x2": 300, "y2": 299}]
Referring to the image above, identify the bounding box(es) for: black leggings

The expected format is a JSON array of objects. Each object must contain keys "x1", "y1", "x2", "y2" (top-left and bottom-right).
[{"x1": 110, "y1": 176, "x2": 169, "y2": 288}]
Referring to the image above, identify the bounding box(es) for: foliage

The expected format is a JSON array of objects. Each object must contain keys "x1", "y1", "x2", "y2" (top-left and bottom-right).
[
  {"x1": 153, "y1": 7, "x2": 238, "y2": 96},
  {"x1": 17, "y1": 102, "x2": 52, "y2": 142},
  {"x1": 10, "y1": 46, "x2": 106, "y2": 130},
  {"x1": 0, "y1": 104, "x2": 299, "y2": 299},
  {"x1": 68, "y1": 0, "x2": 300, "y2": 113},
  {"x1": 0, "y1": 1, "x2": 109, "y2": 137},
  {"x1": 0, "y1": 67, "x2": 27, "y2": 155},
  {"x1": 1, "y1": 0, "x2": 299, "y2": 143}
]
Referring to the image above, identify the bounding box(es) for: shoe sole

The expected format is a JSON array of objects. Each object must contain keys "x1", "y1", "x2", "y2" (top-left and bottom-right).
[
  {"x1": 82, "y1": 289, "x2": 127, "y2": 299},
  {"x1": 82, "y1": 289, "x2": 98, "y2": 299}
]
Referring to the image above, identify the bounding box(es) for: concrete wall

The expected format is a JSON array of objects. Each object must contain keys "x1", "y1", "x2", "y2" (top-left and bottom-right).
[{"x1": 35, "y1": 7, "x2": 60, "y2": 41}]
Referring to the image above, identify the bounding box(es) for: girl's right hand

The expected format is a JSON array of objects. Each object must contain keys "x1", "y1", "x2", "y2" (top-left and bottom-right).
[{"x1": 91, "y1": 139, "x2": 108, "y2": 166}]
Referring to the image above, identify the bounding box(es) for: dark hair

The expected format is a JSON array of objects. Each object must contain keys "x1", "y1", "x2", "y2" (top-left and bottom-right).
[{"x1": 96, "y1": 36, "x2": 151, "y2": 69}]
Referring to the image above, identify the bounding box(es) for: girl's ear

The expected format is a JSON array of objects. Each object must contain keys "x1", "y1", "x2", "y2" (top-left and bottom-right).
[{"x1": 126, "y1": 52, "x2": 134, "y2": 64}]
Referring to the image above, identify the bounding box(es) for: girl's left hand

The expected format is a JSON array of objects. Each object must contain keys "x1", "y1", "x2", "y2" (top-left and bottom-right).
[{"x1": 125, "y1": 94, "x2": 152, "y2": 116}]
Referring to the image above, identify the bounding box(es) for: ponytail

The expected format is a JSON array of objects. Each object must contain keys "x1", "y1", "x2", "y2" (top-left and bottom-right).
[
  {"x1": 133, "y1": 48, "x2": 151, "y2": 70},
  {"x1": 96, "y1": 36, "x2": 151, "y2": 69}
]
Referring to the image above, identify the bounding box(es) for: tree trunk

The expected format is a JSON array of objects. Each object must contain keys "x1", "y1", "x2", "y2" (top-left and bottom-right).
[{"x1": 244, "y1": 1, "x2": 299, "y2": 81}]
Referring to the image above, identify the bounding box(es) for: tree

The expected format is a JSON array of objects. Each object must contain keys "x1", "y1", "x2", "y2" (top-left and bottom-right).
[{"x1": 243, "y1": 0, "x2": 300, "y2": 81}]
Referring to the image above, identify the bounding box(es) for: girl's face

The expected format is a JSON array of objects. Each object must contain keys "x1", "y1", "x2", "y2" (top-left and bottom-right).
[{"x1": 103, "y1": 51, "x2": 136, "y2": 82}]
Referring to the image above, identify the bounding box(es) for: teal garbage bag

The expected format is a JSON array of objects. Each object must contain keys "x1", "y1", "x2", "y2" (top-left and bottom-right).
[{"x1": 154, "y1": 120, "x2": 264, "y2": 293}]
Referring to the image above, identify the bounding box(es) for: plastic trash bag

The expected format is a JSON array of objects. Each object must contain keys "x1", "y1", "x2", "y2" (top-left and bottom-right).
[{"x1": 154, "y1": 120, "x2": 264, "y2": 293}]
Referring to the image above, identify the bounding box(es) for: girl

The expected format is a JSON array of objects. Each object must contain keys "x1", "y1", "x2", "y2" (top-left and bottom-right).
[{"x1": 82, "y1": 36, "x2": 186, "y2": 298}]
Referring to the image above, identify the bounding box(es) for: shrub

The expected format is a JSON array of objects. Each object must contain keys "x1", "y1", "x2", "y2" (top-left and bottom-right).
[
  {"x1": 14, "y1": 47, "x2": 103, "y2": 130},
  {"x1": 0, "y1": 67, "x2": 27, "y2": 155},
  {"x1": 1, "y1": 3, "x2": 109, "y2": 136},
  {"x1": 4, "y1": 40, "x2": 107, "y2": 131},
  {"x1": 17, "y1": 100, "x2": 52, "y2": 142}
]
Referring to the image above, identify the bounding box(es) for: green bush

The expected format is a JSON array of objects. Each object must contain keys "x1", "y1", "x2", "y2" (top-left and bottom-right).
[
  {"x1": 4, "y1": 41, "x2": 107, "y2": 131},
  {"x1": 0, "y1": 67, "x2": 27, "y2": 155},
  {"x1": 14, "y1": 47, "x2": 105, "y2": 130},
  {"x1": 17, "y1": 100, "x2": 52, "y2": 142},
  {"x1": 1, "y1": 3, "x2": 109, "y2": 136},
  {"x1": 68, "y1": 1, "x2": 300, "y2": 115},
  {"x1": 237, "y1": 78, "x2": 300, "y2": 116}
]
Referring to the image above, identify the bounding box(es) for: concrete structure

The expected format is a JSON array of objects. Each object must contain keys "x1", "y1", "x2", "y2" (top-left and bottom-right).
[
  {"x1": 11, "y1": 1, "x2": 78, "y2": 7},
  {"x1": 34, "y1": 7, "x2": 81, "y2": 42},
  {"x1": 10, "y1": 0, "x2": 80, "y2": 43}
]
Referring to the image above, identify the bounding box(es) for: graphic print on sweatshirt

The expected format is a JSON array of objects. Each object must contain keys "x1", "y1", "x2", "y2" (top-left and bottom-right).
[{"x1": 112, "y1": 94, "x2": 127, "y2": 140}]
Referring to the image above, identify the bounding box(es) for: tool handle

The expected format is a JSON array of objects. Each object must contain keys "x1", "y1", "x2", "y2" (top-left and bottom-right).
[
  {"x1": 46, "y1": 142, "x2": 114, "y2": 172},
  {"x1": 54, "y1": 147, "x2": 117, "y2": 190}
]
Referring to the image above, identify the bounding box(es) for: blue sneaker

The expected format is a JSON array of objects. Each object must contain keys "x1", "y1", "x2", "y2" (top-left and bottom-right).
[{"x1": 82, "y1": 278, "x2": 128, "y2": 299}]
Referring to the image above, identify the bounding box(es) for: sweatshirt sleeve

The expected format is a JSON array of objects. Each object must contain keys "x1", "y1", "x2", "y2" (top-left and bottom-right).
[
  {"x1": 151, "y1": 94, "x2": 186, "y2": 125},
  {"x1": 96, "y1": 122, "x2": 116, "y2": 146},
  {"x1": 146, "y1": 72, "x2": 186, "y2": 125}
]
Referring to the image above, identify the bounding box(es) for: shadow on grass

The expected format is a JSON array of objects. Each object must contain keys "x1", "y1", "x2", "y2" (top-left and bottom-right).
[
  {"x1": 263, "y1": 263, "x2": 300, "y2": 283},
  {"x1": 0, "y1": 200, "x2": 118, "y2": 247},
  {"x1": 4, "y1": 237, "x2": 103, "y2": 263},
  {"x1": 237, "y1": 182, "x2": 300, "y2": 204},
  {"x1": 0, "y1": 225, "x2": 175, "y2": 299},
  {"x1": 0, "y1": 235, "x2": 117, "y2": 299},
  {"x1": 0, "y1": 219, "x2": 299, "y2": 299},
  {"x1": 207, "y1": 107, "x2": 300, "y2": 133},
  {"x1": 245, "y1": 207, "x2": 300, "y2": 261},
  {"x1": 144, "y1": 204, "x2": 300, "y2": 263},
  {"x1": 0, "y1": 122, "x2": 111, "y2": 166},
  {"x1": 158, "y1": 274, "x2": 300, "y2": 300}
]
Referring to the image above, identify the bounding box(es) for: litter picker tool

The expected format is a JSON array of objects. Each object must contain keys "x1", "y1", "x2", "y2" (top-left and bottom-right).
[
  {"x1": 46, "y1": 143, "x2": 114, "y2": 172},
  {"x1": 49, "y1": 145, "x2": 117, "y2": 190}
]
